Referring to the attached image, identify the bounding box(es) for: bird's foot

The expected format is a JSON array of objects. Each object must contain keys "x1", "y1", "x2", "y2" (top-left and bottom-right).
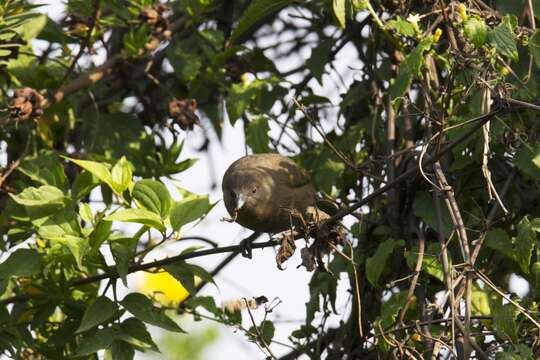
[{"x1": 239, "y1": 236, "x2": 253, "y2": 258}]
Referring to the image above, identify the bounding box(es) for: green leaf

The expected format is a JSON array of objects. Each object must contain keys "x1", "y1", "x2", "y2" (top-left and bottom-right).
[
  {"x1": 406, "y1": 243, "x2": 445, "y2": 282},
  {"x1": 471, "y1": 287, "x2": 491, "y2": 316},
  {"x1": 105, "y1": 209, "x2": 165, "y2": 232},
  {"x1": 166, "y1": 39, "x2": 202, "y2": 82},
  {"x1": 366, "y1": 239, "x2": 404, "y2": 287},
  {"x1": 514, "y1": 144, "x2": 540, "y2": 179},
  {"x1": 246, "y1": 115, "x2": 270, "y2": 153},
  {"x1": 170, "y1": 194, "x2": 214, "y2": 232},
  {"x1": 529, "y1": 30, "x2": 540, "y2": 68},
  {"x1": 65, "y1": 158, "x2": 118, "y2": 194},
  {"x1": 387, "y1": 16, "x2": 416, "y2": 37},
  {"x1": 33, "y1": 209, "x2": 82, "y2": 239},
  {"x1": 10, "y1": 185, "x2": 65, "y2": 207},
  {"x1": 132, "y1": 179, "x2": 172, "y2": 219},
  {"x1": 72, "y1": 171, "x2": 100, "y2": 200},
  {"x1": 226, "y1": 82, "x2": 257, "y2": 125},
  {"x1": 18, "y1": 151, "x2": 68, "y2": 191},
  {"x1": 75, "y1": 327, "x2": 115, "y2": 356},
  {"x1": 230, "y1": 0, "x2": 295, "y2": 44},
  {"x1": 106, "y1": 341, "x2": 134, "y2": 360},
  {"x1": 464, "y1": 17, "x2": 487, "y2": 47},
  {"x1": 515, "y1": 217, "x2": 536, "y2": 274},
  {"x1": 306, "y1": 40, "x2": 334, "y2": 85},
  {"x1": 76, "y1": 296, "x2": 118, "y2": 333},
  {"x1": 413, "y1": 193, "x2": 453, "y2": 237},
  {"x1": 123, "y1": 24, "x2": 151, "y2": 56},
  {"x1": 488, "y1": 23, "x2": 518, "y2": 61},
  {"x1": 121, "y1": 293, "x2": 184, "y2": 332},
  {"x1": 185, "y1": 296, "x2": 218, "y2": 315},
  {"x1": 109, "y1": 237, "x2": 139, "y2": 286},
  {"x1": 79, "y1": 203, "x2": 93, "y2": 223},
  {"x1": 379, "y1": 291, "x2": 407, "y2": 328},
  {"x1": 165, "y1": 261, "x2": 214, "y2": 295},
  {"x1": 14, "y1": 14, "x2": 46, "y2": 41},
  {"x1": 0, "y1": 248, "x2": 42, "y2": 280},
  {"x1": 485, "y1": 228, "x2": 512, "y2": 256},
  {"x1": 52, "y1": 235, "x2": 89, "y2": 270},
  {"x1": 118, "y1": 318, "x2": 159, "y2": 351},
  {"x1": 248, "y1": 320, "x2": 275, "y2": 345},
  {"x1": 390, "y1": 41, "x2": 427, "y2": 99},
  {"x1": 111, "y1": 157, "x2": 133, "y2": 194},
  {"x1": 490, "y1": 295, "x2": 518, "y2": 342},
  {"x1": 333, "y1": 0, "x2": 346, "y2": 28}
]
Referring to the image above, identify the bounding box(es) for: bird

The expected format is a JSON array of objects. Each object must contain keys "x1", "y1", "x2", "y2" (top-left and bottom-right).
[{"x1": 221, "y1": 153, "x2": 330, "y2": 234}]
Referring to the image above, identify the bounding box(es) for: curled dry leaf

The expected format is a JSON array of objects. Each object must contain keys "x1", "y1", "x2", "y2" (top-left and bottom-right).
[
  {"x1": 168, "y1": 98, "x2": 200, "y2": 131},
  {"x1": 223, "y1": 296, "x2": 268, "y2": 313},
  {"x1": 141, "y1": 4, "x2": 171, "y2": 51},
  {"x1": 276, "y1": 231, "x2": 296, "y2": 270},
  {"x1": 299, "y1": 246, "x2": 316, "y2": 271},
  {"x1": 8, "y1": 88, "x2": 44, "y2": 121}
]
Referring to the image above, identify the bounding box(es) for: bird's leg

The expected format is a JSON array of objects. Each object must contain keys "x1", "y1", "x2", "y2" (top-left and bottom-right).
[{"x1": 239, "y1": 233, "x2": 254, "y2": 258}]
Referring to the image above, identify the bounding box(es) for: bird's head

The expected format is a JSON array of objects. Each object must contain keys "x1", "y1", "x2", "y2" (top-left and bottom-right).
[{"x1": 224, "y1": 174, "x2": 260, "y2": 213}]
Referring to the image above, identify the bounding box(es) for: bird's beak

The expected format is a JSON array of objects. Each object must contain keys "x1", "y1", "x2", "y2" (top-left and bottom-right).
[{"x1": 235, "y1": 193, "x2": 248, "y2": 211}]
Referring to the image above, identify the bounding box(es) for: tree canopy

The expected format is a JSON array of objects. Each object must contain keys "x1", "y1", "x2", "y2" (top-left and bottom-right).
[{"x1": 1, "y1": 0, "x2": 540, "y2": 358}]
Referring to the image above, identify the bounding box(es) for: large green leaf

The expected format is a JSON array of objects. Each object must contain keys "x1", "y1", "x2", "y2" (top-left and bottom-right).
[
  {"x1": 229, "y1": 0, "x2": 295, "y2": 43},
  {"x1": 164, "y1": 261, "x2": 215, "y2": 295},
  {"x1": 366, "y1": 239, "x2": 404, "y2": 287},
  {"x1": 332, "y1": 0, "x2": 346, "y2": 28},
  {"x1": 18, "y1": 151, "x2": 68, "y2": 191},
  {"x1": 109, "y1": 236, "x2": 139, "y2": 286},
  {"x1": 111, "y1": 157, "x2": 133, "y2": 194},
  {"x1": 514, "y1": 144, "x2": 540, "y2": 179},
  {"x1": 490, "y1": 295, "x2": 518, "y2": 342},
  {"x1": 515, "y1": 217, "x2": 536, "y2": 274},
  {"x1": 10, "y1": 185, "x2": 65, "y2": 207},
  {"x1": 248, "y1": 320, "x2": 275, "y2": 345},
  {"x1": 0, "y1": 248, "x2": 42, "y2": 280},
  {"x1": 76, "y1": 296, "x2": 118, "y2": 333},
  {"x1": 414, "y1": 192, "x2": 453, "y2": 238},
  {"x1": 529, "y1": 30, "x2": 540, "y2": 68},
  {"x1": 65, "y1": 158, "x2": 117, "y2": 194},
  {"x1": 306, "y1": 40, "x2": 334, "y2": 85},
  {"x1": 105, "y1": 209, "x2": 165, "y2": 232},
  {"x1": 72, "y1": 171, "x2": 100, "y2": 200},
  {"x1": 464, "y1": 17, "x2": 487, "y2": 47},
  {"x1": 75, "y1": 327, "x2": 116, "y2": 356},
  {"x1": 121, "y1": 293, "x2": 184, "y2": 332},
  {"x1": 132, "y1": 179, "x2": 172, "y2": 219},
  {"x1": 170, "y1": 194, "x2": 214, "y2": 232},
  {"x1": 106, "y1": 341, "x2": 134, "y2": 360},
  {"x1": 488, "y1": 23, "x2": 518, "y2": 61},
  {"x1": 117, "y1": 318, "x2": 159, "y2": 351},
  {"x1": 246, "y1": 115, "x2": 270, "y2": 153}
]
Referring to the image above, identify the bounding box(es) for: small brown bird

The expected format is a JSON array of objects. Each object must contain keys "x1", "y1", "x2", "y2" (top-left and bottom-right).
[{"x1": 222, "y1": 153, "x2": 330, "y2": 233}]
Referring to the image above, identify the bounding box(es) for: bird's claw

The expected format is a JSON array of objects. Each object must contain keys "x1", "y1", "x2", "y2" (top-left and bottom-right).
[{"x1": 239, "y1": 237, "x2": 253, "y2": 259}]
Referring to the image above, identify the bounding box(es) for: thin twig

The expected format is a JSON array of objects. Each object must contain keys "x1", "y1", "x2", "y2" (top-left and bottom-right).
[
  {"x1": 243, "y1": 297, "x2": 278, "y2": 359},
  {"x1": 397, "y1": 225, "x2": 425, "y2": 324},
  {"x1": 56, "y1": 0, "x2": 101, "y2": 90}
]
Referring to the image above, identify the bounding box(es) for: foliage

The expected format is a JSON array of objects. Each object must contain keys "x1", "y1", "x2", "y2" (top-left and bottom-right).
[{"x1": 0, "y1": 0, "x2": 540, "y2": 358}]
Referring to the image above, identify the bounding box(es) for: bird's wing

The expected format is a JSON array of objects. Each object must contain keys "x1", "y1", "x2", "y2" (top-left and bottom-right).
[{"x1": 278, "y1": 157, "x2": 311, "y2": 188}]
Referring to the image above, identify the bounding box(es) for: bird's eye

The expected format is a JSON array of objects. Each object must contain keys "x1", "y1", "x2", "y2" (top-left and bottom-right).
[
  {"x1": 230, "y1": 191, "x2": 236, "y2": 198},
  {"x1": 251, "y1": 188, "x2": 257, "y2": 194}
]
